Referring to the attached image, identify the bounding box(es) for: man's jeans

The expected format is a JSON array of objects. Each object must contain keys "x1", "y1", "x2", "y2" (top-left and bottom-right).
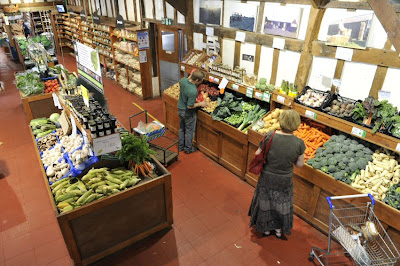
[{"x1": 178, "y1": 109, "x2": 197, "y2": 152}]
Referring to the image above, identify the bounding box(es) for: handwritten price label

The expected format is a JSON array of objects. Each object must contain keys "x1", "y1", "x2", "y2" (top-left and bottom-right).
[
  {"x1": 351, "y1": 127, "x2": 367, "y2": 138},
  {"x1": 93, "y1": 133, "x2": 122, "y2": 156},
  {"x1": 208, "y1": 76, "x2": 214, "y2": 82},
  {"x1": 305, "y1": 110, "x2": 317, "y2": 120},
  {"x1": 277, "y1": 95, "x2": 285, "y2": 104},
  {"x1": 254, "y1": 91, "x2": 262, "y2": 99},
  {"x1": 213, "y1": 77, "x2": 220, "y2": 83},
  {"x1": 246, "y1": 87, "x2": 254, "y2": 98},
  {"x1": 180, "y1": 65, "x2": 185, "y2": 71},
  {"x1": 262, "y1": 92, "x2": 271, "y2": 103},
  {"x1": 231, "y1": 84, "x2": 239, "y2": 91},
  {"x1": 396, "y1": 143, "x2": 400, "y2": 153}
]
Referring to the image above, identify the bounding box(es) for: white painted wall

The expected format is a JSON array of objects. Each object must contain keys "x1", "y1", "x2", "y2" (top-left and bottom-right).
[
  {"x1": 276, "y1": 50, "x2": 301, "y2": 86},
  {"x1": 136, "y1": 0, "x2": 141, "y2": 22},
  {"x1": 240, "y1": 42, "x2": 256, "y2": 75},
  {"x1": 257, "y1": 46, "x2": 274, "y2": 83},
  {"x1": 166, "y1": 2, "x2": 174, "y2": 19},
  {"x1": 381, "y1": 68, "x2": 400, "y2": 109},
  {"x1": 155, "y1": 0, "x2": 164, "y2": 21},
  {"x1": 307, "y1": 56, "x2": 338, "y2": 91},
  {"x1": 193, "y1": 32, "x2": 204, "y2": 51},
  {"x1": 144, "y1": 0, "x2": 154, "y2": 19},
  {"x1": 125, "y1": 0, "x2": 135, "y2": 20},
  {"x1": 222, "y1": 38, "x2": 235, "y2": 69},
  {"x1": 178, "y1": 12, "x2": 185, "y2": 24}
]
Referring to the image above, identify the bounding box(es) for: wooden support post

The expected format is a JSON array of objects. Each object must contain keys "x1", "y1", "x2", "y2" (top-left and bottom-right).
[
  {"x1": 186, "y1": 0, "x2": 194, "y2": 51},
  {"x1": 254, "y1": 44, "x2": 261, "y2": 76},
  {"x1": 270, "y1": 48, "x2": 280, "y2": 85},
  {"x1": 234, "y1": 41, "x2": 241, "y2": 68},
  {"x1": 152, "y1": 0, "x2": 156, "y2": 19},
  {"x1": 310, "y1": 0, "x2": 330, "y2": 9},
  {"x1": 124, "y1": 0, "x2": 128, "y2": 19},
  {"x1": 369, "y1": 0, "x2": 400, "y2": 53},
  {"x1": 294, "y1": 8, "x2": 325, "y2": 91},
  {"x1": 163, "y1": 0, "x2": 167, "y2": 19},
  {"x1": 134, "y1": 0, "x2": 138, "y2": 22},
  {"x1": 256, "y1": 2, "x2": 265, "y2": 33},
  {"x1": 331, "y1": 59, "x2": 344, "y2": 94},
  {"x1": 369, "y1": 38, "x2": 393, "y2": 98}
]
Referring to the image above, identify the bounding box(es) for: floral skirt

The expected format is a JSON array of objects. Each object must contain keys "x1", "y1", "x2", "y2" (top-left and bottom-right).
[{"x1": 248, "y1": 170, "x2": 294, "y2": 235}]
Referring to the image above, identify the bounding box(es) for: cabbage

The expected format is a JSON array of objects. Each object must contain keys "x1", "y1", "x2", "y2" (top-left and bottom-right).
[{"x1": 49, "y1": 113, "x2": 60, "y2": 123}]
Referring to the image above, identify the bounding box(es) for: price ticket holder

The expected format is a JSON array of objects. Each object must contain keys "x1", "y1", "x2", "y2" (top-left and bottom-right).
[{"x1": 129, "y1": 110, "x2": 179, "y2": 166}]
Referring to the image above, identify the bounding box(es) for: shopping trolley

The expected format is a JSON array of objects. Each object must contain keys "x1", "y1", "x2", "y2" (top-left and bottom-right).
[{"x1": 309, "y1": 194, "x2": 400, "y2": 265}]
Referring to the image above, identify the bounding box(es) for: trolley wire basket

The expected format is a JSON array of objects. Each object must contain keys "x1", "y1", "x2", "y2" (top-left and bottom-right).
[{"x1": 309, "y1": 194, "x2": 400, "y2": 266}]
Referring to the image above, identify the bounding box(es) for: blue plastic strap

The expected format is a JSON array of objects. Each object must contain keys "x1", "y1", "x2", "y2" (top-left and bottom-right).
[
  {"x1": 368, "y1": 193, "x2": 376, "y2": 206},
  {"x1": 326, "y1": 196, "x2": 333, "y2": 209}
]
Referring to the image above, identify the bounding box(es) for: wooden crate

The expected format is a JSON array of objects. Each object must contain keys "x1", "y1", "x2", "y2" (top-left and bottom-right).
[
  {"x1": 20, "y1": 92, "x2": 60, "y2": 121},
  {"x1": 30, "y1": 127, "x2": 173, "y2": 265}
]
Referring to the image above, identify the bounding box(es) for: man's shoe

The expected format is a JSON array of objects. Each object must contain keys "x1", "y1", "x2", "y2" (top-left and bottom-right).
[{"x1": 184, "y1": 147, "x2": 197, "y2": 154}]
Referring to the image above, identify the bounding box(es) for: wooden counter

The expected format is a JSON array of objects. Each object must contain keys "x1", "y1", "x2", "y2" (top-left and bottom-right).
[
  {"x1": 162, "y1": 93, "x2": 179, "y2": 135},
  {"x1": 20, "y1": 92, "x2": 60, "y2": 121}
]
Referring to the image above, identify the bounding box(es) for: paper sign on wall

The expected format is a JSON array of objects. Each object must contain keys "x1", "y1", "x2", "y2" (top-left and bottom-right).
[
  {"x1": 137, "y1": 32, "x2": 150, "y2": 50},
  {"x1": 335, "y1": 47, "x2": 354, "y2": 61},
  {"x1": 273, "y1": 37, "x2": 285, "y2": 50},
  {"x1": 235, "y1": 31, "x2": 246, "y2": 42},
  {"x1": 332, "y1": 79, "x2": 341, "y2": 88},
  {"x1": 201, "y1": 42, "x2": 207, "y2": 49},
  {"x1": 139, "y1": 50, "x2": 147, "y2": 63},
  {"x1": 378, "y1": 90, "x2": 391, "y2": 101},
  {"x1": 321, "y1": 76, "x2": 332, "y2": 88},
  {"x1": 206, "y1": 27, "x2": 214, "y2": 36}
]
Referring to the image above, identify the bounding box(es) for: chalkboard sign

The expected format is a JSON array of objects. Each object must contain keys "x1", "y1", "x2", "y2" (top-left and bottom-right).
[
  {"x1": 93, "y1": 11, "x2": 100, "y2": 24},
  {"x1": 115, "y1": 14, "x2": 125, "y2": 29},
  {"x1": 80, "y1": 10, "x2": 86, "y2": 21},
  {"x1": 242, "y1": 54, "x2": 254, "y2": 62}
]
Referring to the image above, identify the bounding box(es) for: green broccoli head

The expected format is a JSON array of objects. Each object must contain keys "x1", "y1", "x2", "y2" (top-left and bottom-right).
[
  {"x1": 342, "y1": 157, "x2": 349, "y2": 164},
  {"x1": 329, "y1": 135, "x2": 339, "y2": 143},
  {"x1": 316, "y1": 147, "x2": 324, "y2": 155},
  {"x1": 332, "y1": 144, "x2": 342, "y2": 154},
  {"x1": 349, "y1": 144, "x2": 359, "y2": 152},
  {"x1": 345, "y1": 150, "x2": 355, "y2": 158},
  {"x1": 363, "y1": 147, "x2": 373, "y2": 155},
  {"x1": 321, "y1": 166, "x2": 329, "y2": 173},
  {"x1": 337, "y1": 135, "x2": 347, "y2": 141},
  {"x1": 356, "y1": 158, "x2": 370, "y2": 170},
  {"x1": 324, "y1": 147, "x2": 334, "y2": 155},
  {"x1": 328, "y1": 165, "x2": 337, "y2": 173},
  {"x1": 342, "y1": 139, "x2": 352, "y2": 146},
  {"x1": 333, "y1": 170, "x2": 346, "y2": 181},
  {"x1": 355, "y1": 150, "x2": 365, "y2": 158},
  {"x1": 351, "y1": 139, "x2": 359, "y2": 145},
  {"x1": 319, "y1": 158, "x2": 328, "y2": 167},
  {"x1": 328, "y1": 158, "x2": 338, "y2": 165},
  {"x1": 347, "y1": 161, "x2": 358, "y2": 174},
  {"x1": 338, "y1": 162, "x2": 346, "y2": 170},
  {"x1": 341, "y1": 145, "x2": 350, "y2": 153},
  {"x1": 306, "y1": 158, "x2": 316, "y2": 166}
]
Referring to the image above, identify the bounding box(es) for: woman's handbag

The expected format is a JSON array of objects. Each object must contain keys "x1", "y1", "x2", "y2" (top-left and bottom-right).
[{"x1": 248, "y1": 130, "x2": 275, "y2": 175}]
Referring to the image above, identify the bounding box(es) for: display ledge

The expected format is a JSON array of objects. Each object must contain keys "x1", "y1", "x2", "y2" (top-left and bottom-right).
[
  {"x1": 99, "y1": 52, "x2": 113, "y2": 59},
  {"x1": 113, "y1": 46, "x2": 137, "y2": 57},
  {"x1": 93, "y1": 38, "x2": 111, "y2": 46},
  {"x1": 94, "y1": 33, "x2": 111, "y2": 40},
  {"x1": 292, "y1": 103, "x2": 400, "y2": 154},
  {"x1": 81, "y1": 29, "x2": 93, "y2": 34},
  {"x1": 114, "y1": 59, "x2": 140, "y2": 71},
  {"x1": 180, "y1": 63, "x2": 277, "y2": 105},
  {"x1": 115, "y1": 35, "x2": 137, "y2": 42}
]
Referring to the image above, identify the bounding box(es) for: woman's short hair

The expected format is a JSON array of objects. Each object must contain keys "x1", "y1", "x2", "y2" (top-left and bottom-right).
[
  {"x1": 278, "y1": 109, "x2": 301, "y2": 133},
  {"x1": 190, "y1": 70, "x2": 205, "y2": 82}
]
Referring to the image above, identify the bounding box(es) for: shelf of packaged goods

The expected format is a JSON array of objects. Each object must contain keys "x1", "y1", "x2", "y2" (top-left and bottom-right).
[
  {"x1": 81, "y1": 29, "x2": 93, "y2": 34},
  {"x1": 93, "y1": 33, "x2": 111, "y2": 40},
  {"x1": 64, "y1": 31, "x2": 72, "y2": 36},
  {"x1": 82, "y1": 39, "x2": 93, "y2": 45},
  {"x1": 181, "y1": 62, "x2": 274, "y2": 105},
  {"x1": 92, "y1": 27, "x2": 110, "y2": 34},
  {"x1": 114, "y1": 58, "x2": 140, "y2": 71},
  {"x1": 115, "y1": 35, "x2": 137, "y2": 42},
  {"x1": 113, "y1": 46, "x2": 137, "y2": 57},
  {"x1": 292, "y1": 103, "x2": 400, "y2": 154},
  {"x1": 93, "y1": 38, "x2": 111, "y2": 47},
  {"x1": 99, "y1": 52, "x2": 113, "y2": 59}
]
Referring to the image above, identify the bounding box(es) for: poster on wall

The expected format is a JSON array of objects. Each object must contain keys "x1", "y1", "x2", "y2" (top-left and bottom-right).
[
  {"x1": 224, "y1": 2, "x2": 258, "y2": 32},
  {"x1": 199, "y1": 0, "x2": 222, "y2": 26},
  {"x1": 324, "y1": 11, "x2": 373, "y2": 49},
  {"x1": 263, "y1": 6, "x2": 303, "y2": 39},
  {"x1": 74, "y1": 42, "x2": 104, "y2": 93}
]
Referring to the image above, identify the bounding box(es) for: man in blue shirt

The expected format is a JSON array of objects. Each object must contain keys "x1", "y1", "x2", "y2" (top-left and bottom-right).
[{"x1": 177, "y1": 70, "x2": 207, "y2": 154}]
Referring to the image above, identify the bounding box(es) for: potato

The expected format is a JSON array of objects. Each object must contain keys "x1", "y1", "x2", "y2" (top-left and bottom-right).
[
  {"x1": 270, "y1": 118, "x2": 278, "y2": 124},
  {"x1": 264, "y1": 114, "x2": 272, "y2": 121}
]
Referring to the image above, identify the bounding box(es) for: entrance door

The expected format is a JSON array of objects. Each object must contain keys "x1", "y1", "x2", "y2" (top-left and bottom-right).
[{"x1": 157, "y1": 25, "x2": 186, "y2": 92}]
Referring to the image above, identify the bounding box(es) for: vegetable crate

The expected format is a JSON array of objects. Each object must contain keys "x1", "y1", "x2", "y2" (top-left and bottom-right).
[
  {"x1": 129, "y1": 110, "x2": 165, "y2": 142},
  {"x1": 309, "y1": 194, "x2": 400, "y2": 266}
]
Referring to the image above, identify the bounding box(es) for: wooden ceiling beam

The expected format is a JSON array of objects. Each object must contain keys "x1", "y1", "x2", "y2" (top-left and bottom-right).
[
  {"x1": 310, "y1": 0, "x2": 330, "y2": 9},
  {"x1": 165, "y1": 0, "x2": 187, "y2": 16},
  {"x1": 368, "y1": 0, "x2": 400, "y2": 53}
]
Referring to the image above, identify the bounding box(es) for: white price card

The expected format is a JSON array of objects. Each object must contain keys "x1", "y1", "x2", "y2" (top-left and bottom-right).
[
  {"x1": 335, "y1": 47, "x2": 354, "y2": 61},
  {"x1": 70, "y1": 113, "x2": 77, "y2": 137},
  {"x1": 305, "y1": 110, "x2": 317, "y2": 120},
  {"x1": 201, "y1": 42, "x2": 207, "y2": 49},
  {"x1": 231, "y1": 84, "x2": 239, "y2": 91},
  {"x1": 277, "y1": 95, "x2": 285, "y2": 104},
  {"x1": 218, "y1": 77, "x2": 229, "y2": 89},
  {"x1": 93, "y1": 133, "x2": 122, "y2": 156},
  {"x1": 214, "y1": 77, "x2": 220, "y2": 83},
  {"x1": 235, "y1": 31, "x2": 246, "y2": 42},
  {"x1": 262, "y1": 92, "x2": 271, "y2": 103},
  {"x1": 209, "y1": 76, "x2": 215, "y2": 82},
  {"x1": 351, "y1": 126, "x2": 367, "y2": 138},
  {"x1": 139, "y1": 50, "x2": 147, "y2": 63},
  {"x1": 254, "y1": 91, "x2": 262, "y2": 99},
  {"x1": 246, "y1": 87, "x2": 254, "y2": 98},
  {"x1": 396, "y1": 143, "x2": 400, "y2": 152},
  {"x1": 378, "y1": 90, "x2": 391, "y2": 101},
  {"x1": 180, "y1": 65, "x2": 185, "y2": 71},
  {"x1": 332, "y1": 79, "x2": 341, "y2": 88},
  {"x1": 52, "y1": 93, "x2": 60, "y2": 108},
  {"x1": 206, "y1": 26, "x2": 214, "y2": 36},
  {"x1": 272, "y1": 37, "x2": 285, "y2": 50}
]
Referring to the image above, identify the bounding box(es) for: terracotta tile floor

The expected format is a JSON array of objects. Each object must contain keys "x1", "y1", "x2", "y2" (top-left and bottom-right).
[{"x1": 0, "y1": 49, "x2": 353, "y2": 265}]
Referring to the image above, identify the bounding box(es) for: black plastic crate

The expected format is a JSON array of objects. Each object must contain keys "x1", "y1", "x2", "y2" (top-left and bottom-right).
[
  {"x1": 388, "y1": 122, "x2": 400, "y2": 139},
  {"x1": 321, "y1": 94, "x2": 360, "y2": 121},
  {"x1": 295, "y1": 86, "x2": 331, "y2": 111}
]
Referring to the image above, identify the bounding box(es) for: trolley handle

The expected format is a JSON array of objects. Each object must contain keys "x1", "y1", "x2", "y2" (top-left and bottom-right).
[{"x1": 326, "y1": 194, "x2": 375, "y2": 209}]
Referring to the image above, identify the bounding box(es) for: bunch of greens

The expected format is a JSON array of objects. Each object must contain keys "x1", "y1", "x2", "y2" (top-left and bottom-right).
[
  {"x1": 383, "y1": 184, "x2": 400, "y2": 210},
  {"x1": 16, "y1": 71, "x2": 44, "y2": 96},
  {"x1": 17, "y1": 38, "x2": 27, "y2": 56},
  {"x1": 373, "y1": 100, "x2": 398, "y2": 133},
  {"x1": 211, "y1": 92, "x2": 243, "y2": 121},
  {"x1": 352, "y1": 96, "x2": 377, "y2": 126},
  {"x1": 117, "y1": 134, "x2": 155, "y2": 167},
  {"x1": 390, "y1": 116, "x2": 400, "y2": 138},
  {"x1": 238, "y1": 105, "x2": 267, "y2": 132}
]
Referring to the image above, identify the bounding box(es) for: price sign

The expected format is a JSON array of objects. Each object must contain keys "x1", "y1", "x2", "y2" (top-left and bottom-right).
[
  {"x1": 396, "y1": 143, "x2": 400, "y2": 152},
  {"x1": 246, "y1": 87, "x2": 254, "y2": 98},
  {"x1": 180, "y1": 65, "x2": 185, "y2": 71},
  {"x1": 218, "y1": 77, "x2": 228, "y2": 89},
  {"x1": 93, "y1": 133, "x2": 122, "y2": 156},
  {"x1": 277, "y1": 95, "x2": 285, "y2": 104},
  {"x1": 262, "y1": 92, "x2": 271, "y2": 103},
  {"x1": 254, "y1": 91, "x2": 262, "y2": 99},
  {"x1": 209, "y1": 76, "x2": 214, "y2": 82},
  {"x1": 231, "y1": 84, "x2": 239, "y2": 91},
  {"x1": 305, "y1": 110, "x2": 317, "y2": 120},
  {"x1": 81, "y1": 85, "x2": 89, "y2": 107},
  {"x1": 213, "y1": 77, "x2": 220, "y2": 83},
  {"x1": 351, "y1": 127, "x2": 367, "y2": 138}
]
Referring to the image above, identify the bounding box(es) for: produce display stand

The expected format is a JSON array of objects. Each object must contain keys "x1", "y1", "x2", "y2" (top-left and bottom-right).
[
  {"x1": 19, "y1": 91, "x2": 59, "y2": 121},
  {"x1": 162, "y1": 92, "x2": 179, "y2": 135},
  {"x1": 29, "y1": 98, "x2": 173, "y2": 265}
]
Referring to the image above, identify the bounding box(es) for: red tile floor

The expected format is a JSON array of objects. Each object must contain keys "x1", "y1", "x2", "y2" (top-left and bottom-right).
[{"x1": 0, "y1": 48, "x2": 353, "y2": 265}]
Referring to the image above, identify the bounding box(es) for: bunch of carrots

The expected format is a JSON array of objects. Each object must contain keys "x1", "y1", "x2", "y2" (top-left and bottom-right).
[
  {"x1": 44, "y1": 79, "x2": 60, "y2": 93},
  {"x1": 128, "y1": 160, "x2": 153, "y2": 178},
  {"x1": 294, "y1": 122, "x2": 331, "y2": 160}
]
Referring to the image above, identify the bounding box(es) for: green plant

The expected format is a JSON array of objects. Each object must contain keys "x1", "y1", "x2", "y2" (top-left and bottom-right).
[{"x1": 373, "y1": 100, "x2": 398, "y2": 133}]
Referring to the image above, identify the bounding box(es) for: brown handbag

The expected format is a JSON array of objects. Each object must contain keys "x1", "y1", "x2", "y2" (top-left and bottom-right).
[{"x1": 248, "y1": 130, "x2": 275, "y2": 175}]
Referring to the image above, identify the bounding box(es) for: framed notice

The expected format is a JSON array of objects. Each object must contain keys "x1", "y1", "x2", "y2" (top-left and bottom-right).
[{"x1": 138, "y1": 32, "x2": 150, "y2": 50}]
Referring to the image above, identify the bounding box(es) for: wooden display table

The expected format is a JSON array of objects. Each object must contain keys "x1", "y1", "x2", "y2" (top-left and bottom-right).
[
  {"x1": 162, "y1": 93, "x2": 179, "y2": 135},
  {"x1": 29, "y1": 98, "x2": 173, "y2": 265},
  {"x1": 20, "y1": 92, "x2": 60, "y2": 121}
]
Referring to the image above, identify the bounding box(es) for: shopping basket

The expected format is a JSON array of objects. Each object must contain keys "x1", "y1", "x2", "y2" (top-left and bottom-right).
[{"x1": 309, "y1": 194, "x2": 400, "y2": 266}]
